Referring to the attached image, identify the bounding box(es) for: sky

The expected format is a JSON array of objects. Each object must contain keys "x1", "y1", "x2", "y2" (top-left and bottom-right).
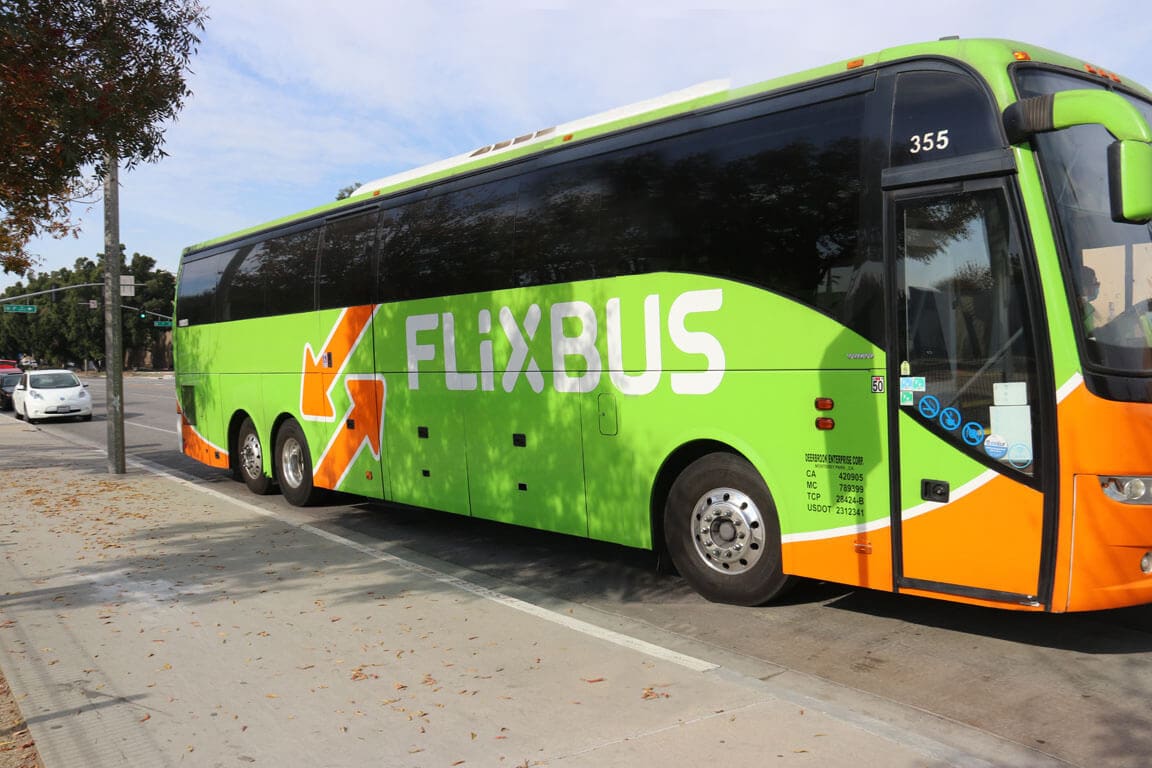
[{"x1": 4, "y1": 0, "x2": 1152, "y2": 292}]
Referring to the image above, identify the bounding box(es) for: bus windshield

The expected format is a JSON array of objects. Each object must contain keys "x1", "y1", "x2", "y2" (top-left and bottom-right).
[{"x1": 1015, "y1": 69, "x2": 1152, "y2": 374}]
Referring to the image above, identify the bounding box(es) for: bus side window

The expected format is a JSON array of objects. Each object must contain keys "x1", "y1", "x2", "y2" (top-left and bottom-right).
[
  {"x1": 890, "y1": 70, "x2": 1002, "y2": 166},
  {"x1": 262, "y1": 228, "x2": 320, "y2": 317},
  {"x1": 319, "y1": 211, "x2": 378, "y2": 310},
  {"x1": 515, "y1": 163, "x2": 603, "y2": 286},
  {"x1": 377, "y1": 204, "x2": 421, "y2": 301},
  {"x1": 217, "y1": 243, "x2": 264, "y2": 322},
  {"x1": 176, "y1": 249, "x2": 232, "y2": 326},
  {"x1": 444, "y1": 177, "x2": 519, "y2": 293}
]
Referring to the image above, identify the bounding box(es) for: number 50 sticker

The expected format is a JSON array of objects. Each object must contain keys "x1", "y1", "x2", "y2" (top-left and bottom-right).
[{"x1": 871, "y1": 376, "x2": 885, "y2": 393}]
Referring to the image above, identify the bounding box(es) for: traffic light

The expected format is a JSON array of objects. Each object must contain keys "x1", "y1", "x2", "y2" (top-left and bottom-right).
[{"x1": 139, "y1": 310, "x2": 147, "y2": 319}]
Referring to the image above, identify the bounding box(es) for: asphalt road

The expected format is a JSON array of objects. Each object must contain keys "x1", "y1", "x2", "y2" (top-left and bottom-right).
[{"x1": 23, "y1": 374, "x2": 1152, "y2": 767}]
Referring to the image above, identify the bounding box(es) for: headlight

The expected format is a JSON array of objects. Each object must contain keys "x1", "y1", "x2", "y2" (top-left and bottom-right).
[
  {"x1": 1101, "y1": 476, "x2": 1152, "y2": 504},
  {"x1": 28, "y1": 390, "x2": 43, "y2": 400},
  {"x1": 79, "y1": 390, "x2": 89, "y2": 399}
]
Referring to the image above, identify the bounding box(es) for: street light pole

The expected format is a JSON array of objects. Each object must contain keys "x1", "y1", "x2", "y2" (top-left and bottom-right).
[{"x1": 103, "y1": 150, "x2": 125, "y2": 474}]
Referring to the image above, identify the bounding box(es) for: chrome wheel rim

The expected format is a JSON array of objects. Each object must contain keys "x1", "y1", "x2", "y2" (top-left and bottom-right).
[
  {"x1": 240, "y1": 431, "x2": 263, "y2": 480},
  {"x1": 691, "y1": 486, "x2": 766, "y2": 575},
  {"x1": 280, "y1": 437, "x2": 306, "y2": 489}
]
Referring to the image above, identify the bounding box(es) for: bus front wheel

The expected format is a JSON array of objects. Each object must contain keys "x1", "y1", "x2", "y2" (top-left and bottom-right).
[
  {"x1": 663, "y1": 453, "x2": 794, "y2": 606},
  {"x1": 237, "y1": 417, "x2": 275, "y2": 495},
  {"x1": 275, "y1": 419, "x2": 324, "y2": 506}
]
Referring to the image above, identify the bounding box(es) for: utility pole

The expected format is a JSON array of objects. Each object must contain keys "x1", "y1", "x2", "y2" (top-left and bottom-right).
[{"x1": 103, "y1": 150, "x2": 125, "y2": 474}]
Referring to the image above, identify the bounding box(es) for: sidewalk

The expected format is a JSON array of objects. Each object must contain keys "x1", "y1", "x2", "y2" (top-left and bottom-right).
[{"x1": 0, "y1": 418, "x2": 1062, "y2": 767}]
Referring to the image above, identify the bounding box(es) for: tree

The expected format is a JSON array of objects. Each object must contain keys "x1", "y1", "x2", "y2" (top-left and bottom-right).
[
  {"x1": 0, "y1": 249, "x2": 174, "y2": 369},
  {"x1": 0, "y1": 0, "x2": 208, "y2": 274},
  {"x1": 336, "y1": 183, "x2": 363, "y2": 201}
]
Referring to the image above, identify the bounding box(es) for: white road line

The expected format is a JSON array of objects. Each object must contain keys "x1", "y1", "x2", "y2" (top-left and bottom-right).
[
  {"x1": 39, "y1": 430, "x2": 1061, "y2": 766},
  {"x1": 127, "y1": 421, "x2": 178, "y2": 435},
  {"x1": 124, "y1": 452, "x2": 719, "y2": 673}
]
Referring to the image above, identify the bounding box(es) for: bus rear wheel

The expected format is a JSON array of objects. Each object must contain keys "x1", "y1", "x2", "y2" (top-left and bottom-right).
[
  {"x1": 275, "y1": 419, "x2": 324, "y2": 507},
  {"x1": 237, "y1": 417, "x2": 274, "y2": 495},
  {"x1": 663, "y1": 453, "x2": 794, "y2": 606}
]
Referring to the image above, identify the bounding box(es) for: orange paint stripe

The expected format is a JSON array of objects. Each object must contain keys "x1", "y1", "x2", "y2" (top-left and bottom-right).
[
  {"x1": 1054, "y1": 381, "x2": 1152, "y2": 611},
  {"x1": 302, "y1": 305, "x2": 377, "y2": 420},
  {"x1": 181, "y1": 419, "x2": 229, "y2": 470},
  {"x1": 313, "y1": 376, "x2": 385, "y2": 490}
]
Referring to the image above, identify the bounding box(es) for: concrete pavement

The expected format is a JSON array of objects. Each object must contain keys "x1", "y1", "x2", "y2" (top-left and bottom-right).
[{"x1": 0, "y1": 415, "x2": 1065, "y2": 767}]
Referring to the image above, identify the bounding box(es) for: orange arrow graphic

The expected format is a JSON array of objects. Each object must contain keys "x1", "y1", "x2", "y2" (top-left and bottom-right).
[
  {"x1": 301, "y1": 305, "x2": 377, "y2": 421},
  {"x1": 313, "y1": 375, "x2": 386, "y2": 490}
]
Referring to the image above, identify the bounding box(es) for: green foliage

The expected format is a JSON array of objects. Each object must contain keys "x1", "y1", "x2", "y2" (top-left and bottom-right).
[
  {"x1": 336, "y1": 183, "x2": 363, "y2": 201},
  {"x1": 0, "y1": 248, "x2": 175, "y2": 369},
  {"x1": 0, "y1": 0, "x2": 208, "y2": 274}
]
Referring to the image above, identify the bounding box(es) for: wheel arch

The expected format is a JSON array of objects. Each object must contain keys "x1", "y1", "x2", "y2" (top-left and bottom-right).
[
  {"x1": 270, "y1": 410, "x2": 298, "y2": 439},
  {"x1": 226, "y1": 409, "x2": 256, "y2": 475},
  {"x1": 649, "y1": 439, "x2": 747, "y2": 566}
]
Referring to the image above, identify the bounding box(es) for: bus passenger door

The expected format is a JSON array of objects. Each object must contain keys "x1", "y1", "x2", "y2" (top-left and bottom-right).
[{"x1": 888, "y1": 182, "x2": 1052, "y2": 608}]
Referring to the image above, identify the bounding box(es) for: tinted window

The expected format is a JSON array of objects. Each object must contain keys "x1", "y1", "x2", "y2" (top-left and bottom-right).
[
  {"x1": 177, "y1": 249, "x2": 231, "y2": 326},
  {"x1": 890, "y1": 71, "x2": 1002, "y2": 166},
  {"x1": 319, "y1": 211, "x2": 378, "y2": 309},
  {"x1": 376, "y1": 204, "x2": 421, "y2": 301},
  {"x1": 217, "y1": 228, "x2": 319, "y2": 321},
  {"x1": 529, "y1": 91, "x2": 875, "y2": 337},
  {"x1": 180, "y1": 227, "x2": 319, "y2": 326},
  {"x1": 515, "y1": 163, "x2": 603, "y2": 284},
  {"x1": 613, "y1": 95, "x2": 867, "y2": 309},
  {"x1": 441, "y1": 178, "x2": 519, "y2": 292},
  {"x1": 218, "y1": 243, "x2": 264, "y2": 321},
  {"x1": 378, "y1": 86, "x2": 879, "y2": 340},
  {"x1": 379, "y1": 179, "x2": 519, "y2": 300},
  {"x1": 263, "y1": 228, "x2": 319, "y2": 315}
]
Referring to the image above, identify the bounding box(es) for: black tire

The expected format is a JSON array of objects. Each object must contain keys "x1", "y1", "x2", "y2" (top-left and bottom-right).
[
  {"x1": 663, "y1": 453, "x2": 794, "y2": 606},
  {"x1": 237, "y1": 417, "x2": 275, "y2": 495},
  {"x1": 275, "y1": 419, "x2": 324, "y2": 506}
]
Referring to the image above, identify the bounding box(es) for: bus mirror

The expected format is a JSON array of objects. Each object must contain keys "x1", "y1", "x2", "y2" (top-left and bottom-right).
[
  {"x1": 1004, "y1": 91, "x2": 1152, "y2": 224},
  {"x1": 1005, "y1": 90, "x2": 1152, "y2": 144},
  {"x1": 1109, "y1": 139, "x2": 1152, "y2": 224}
]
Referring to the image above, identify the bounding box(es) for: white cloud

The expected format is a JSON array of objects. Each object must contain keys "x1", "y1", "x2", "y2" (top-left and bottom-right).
[{"x1": 7, "y1": 0, "x2": 1152, "y2": 289}]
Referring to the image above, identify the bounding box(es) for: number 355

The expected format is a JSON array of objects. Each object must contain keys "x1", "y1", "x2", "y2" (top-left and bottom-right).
[{"x1": 909, "y1": 129, "x2": 950, "y2": 154}]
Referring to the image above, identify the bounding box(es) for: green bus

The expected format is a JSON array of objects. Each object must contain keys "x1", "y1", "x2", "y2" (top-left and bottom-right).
[{"x1": 175, "y1": 38, "x2": 1152, "y2": 612}]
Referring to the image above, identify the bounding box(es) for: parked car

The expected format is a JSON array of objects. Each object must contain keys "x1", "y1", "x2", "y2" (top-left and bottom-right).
[
  {"x1": 0, "y1": 371, "x2": 20, "y2": 410},
  {"x1": 12, "y1": 369, "x2": 92, "y2": 423}
]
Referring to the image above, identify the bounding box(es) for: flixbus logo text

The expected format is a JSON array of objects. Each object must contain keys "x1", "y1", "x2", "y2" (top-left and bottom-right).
[{"x1": 405, "y1": 288, "x2": 725, "y2": 396}]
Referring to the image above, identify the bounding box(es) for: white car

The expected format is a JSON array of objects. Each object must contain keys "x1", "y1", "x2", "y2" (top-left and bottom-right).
[{"x1": 13, "y1": 369, "x2": 93, "y2": 423}]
